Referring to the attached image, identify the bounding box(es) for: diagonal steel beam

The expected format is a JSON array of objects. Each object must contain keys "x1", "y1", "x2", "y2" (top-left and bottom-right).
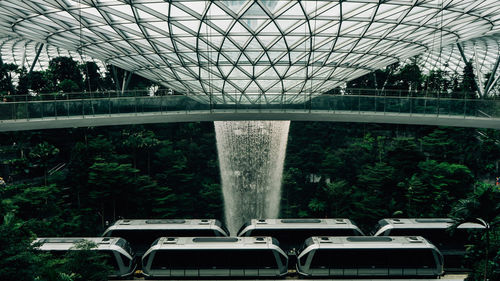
[
  {"x1": 29, "y1": 43, "x2": 44, "y2": 74},
  {"x1": 472, "y1": 45, "x2": 484, "y2": 96},
  {"x1": 484, "y1": 53, "x2": 500, "y2": 96}
]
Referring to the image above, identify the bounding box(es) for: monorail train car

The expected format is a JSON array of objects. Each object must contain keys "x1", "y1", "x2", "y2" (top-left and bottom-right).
[
  {"x1": 102, "y1": 219, "x2": 229, "y2": 256},
  {"x1": 142, "y1": 236, "x2": 288, "y2": 278},
  {"x1": 32, "y1": 237, "x2": 135, "y2": 278},
  {"x1": 373, "y1": 218, "x2": 485, "y2": 269},
  {"x1": 297, "y1": 236, "x2": 443, "y2": 278},
  {"x1": 237, "y1": 218, "x2": 364, "y2": 254}
]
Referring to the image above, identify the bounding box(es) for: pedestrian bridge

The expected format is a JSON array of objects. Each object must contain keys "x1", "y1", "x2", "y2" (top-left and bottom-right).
[{"x1": 1, "y1": 91, "x2": 499, "y2": 131}]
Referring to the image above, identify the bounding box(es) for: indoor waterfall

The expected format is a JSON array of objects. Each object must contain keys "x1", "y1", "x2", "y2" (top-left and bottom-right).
[{"x1": 215, "y1": 121, "x2": 290, "y2": 235}]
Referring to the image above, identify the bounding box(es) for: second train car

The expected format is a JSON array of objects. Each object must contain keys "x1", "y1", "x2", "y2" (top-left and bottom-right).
[
  {"x1": 102, "y1": 219, "x2": 229, "y2": 256},
  {"x1": 237, "y1": 218, "x2": 364, "y2": 253}
]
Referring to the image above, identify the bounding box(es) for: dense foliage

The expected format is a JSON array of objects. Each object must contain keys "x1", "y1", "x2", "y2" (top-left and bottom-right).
[{"x1": 0, "y1": 56, "x2": 499, "y2": 280}]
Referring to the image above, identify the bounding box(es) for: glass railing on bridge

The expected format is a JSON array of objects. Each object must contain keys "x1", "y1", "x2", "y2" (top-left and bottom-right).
[{"x1": 0, "y1": 89, "x2": 498, "y2": 122}]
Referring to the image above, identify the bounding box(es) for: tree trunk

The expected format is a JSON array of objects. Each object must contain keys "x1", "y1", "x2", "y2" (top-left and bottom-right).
[
  {"x1": 147, "y1": 150, "x2": 151, "y2": 176},
  {"x1": 484, "y1": 228, "x2": 490, "y2": 281},
  {"x1": 113, "y1": 198, "x2": 116, "y2": 223}
]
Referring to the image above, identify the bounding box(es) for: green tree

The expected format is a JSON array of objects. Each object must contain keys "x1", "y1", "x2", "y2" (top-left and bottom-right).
[
  {"x1": 81, "y1": 61, "x2": 101, "y2": 92},
  {"x1": 29, "y1": 142, "x2": 59, "y2": 185},
  {"x1": 386, "y1": 137, "x2": 424, "y2": 180},
  {"x1": 59, "y1": 79, "x2": 80, "y2": 93},
  {"x1": 29, "y1": 71, "x2": 51, "y2": 93},
  {"x1": 121, "y1": 129, "x2": 160, "y2": 174},
  {"x1": 16, "y1": 68, "x2": 29, "y2": 95},
  {"x1": 10, "y1": 184, "x2": 65, "y2": 236},
  {"x1": 88, "y1": 159, "x2": 139, "y2": 225},
  {"x1": 356, "y1": 162, "x2": 397, "y2": 221},
  {"x1": 410, "y1": 160, "x2": 473, "y2": 216},
  {"x1": 391, "y1": 60, "x2": 423, "y2": 92},
  {"x1": 308, "y1": 180, "x2": 356, "y2": 218},
  {"x1": 62, "y1": 240, "x2": 112, "y2": 281},
  {"x1": 0, "y1": 213, "x2": 37, "y2": 281},
  {"x1": 450, "y1": 184, "x2": 500, "y2": 281},
  {"x1": 424, "y1": 69, "x2": 450, "y2": 94},
  {"x1": 460, "y1": 61, "x2": 478, "y2": 99},
  {"x1": 0, "y1": 58, "x2": 17, "y2": 94},
  {"x1": 48, "y1": 57, "x2": 83, "y2": 92}
]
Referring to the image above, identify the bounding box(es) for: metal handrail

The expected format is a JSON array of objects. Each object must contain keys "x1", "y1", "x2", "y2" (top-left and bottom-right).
[
  {"x1": 0, "y1": 91, "x2": 498, "y2": 122},
  {"x1": 0, "y1": 88, "x2": 498, "y2": 102}
]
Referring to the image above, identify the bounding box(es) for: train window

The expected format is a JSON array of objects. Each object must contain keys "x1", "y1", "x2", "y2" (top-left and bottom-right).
[
  {"x1": 151, "y1": 250, "x2": 278, "y2": 270},
  {"x1": 406, "y1": 250, "x2": 435, "y2": 268},
  {"x1": 389, "y1": 250, "x2": 435, "y2": 268},
  {"x1": 151, "y1": 251, "x2": 170, "y2": 269},
  {"x1": 197, "y1": 250, "x2": 231, "y2": 268},
  {"x1": 115, "y1": 239, "x2": 134, "y2": 256},
  {"x1": 102, "y1": 250, "x2": 120, "y2": 270},
  {"x1": 232, "y1": 250, "x2": 277, "y2": 269},
  {"x1": 258, "y1": 250, "x2": 278, "y2": 268},
  {"x1": 355, "y1": 250, "x2": 389, "y2": 268},
  {"x1": 151, "y1": 250, "x2": 197, "y2": 269},
  {"x1": 279, "y1": 252, "x2": 287, "y2": 267},
  {"x1": 310, "y1": 250, "x2": 347, "y2": 268},
  {"x1": 171, "y1": 250, "x2": 197, "y2": 269},
  {"x1": 299, "y1": 254, "x2": 308, "y2": 267},
  {"x1": 120, "y1": 253, "x2": 130, "y2": 267},
  {"x1": 310, "y1": 250, "x2": 393, "y2": 269}
]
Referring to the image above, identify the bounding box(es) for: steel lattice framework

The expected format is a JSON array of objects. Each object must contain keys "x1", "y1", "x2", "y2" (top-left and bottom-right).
[
  {"x1": 0, "y1": 0, "x2": 499, "y2": 103},
  {"x1": 419, "y1": 34, "x2": 500, "y2": 96},
  {"x1": 0, "y1": 37, "x2": 105, "y2": 73}
]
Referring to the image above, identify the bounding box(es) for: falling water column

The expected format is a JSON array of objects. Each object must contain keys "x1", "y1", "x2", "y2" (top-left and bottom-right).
[{"x1": 214, "y1": 121, "x2": 290, "y2": 235}]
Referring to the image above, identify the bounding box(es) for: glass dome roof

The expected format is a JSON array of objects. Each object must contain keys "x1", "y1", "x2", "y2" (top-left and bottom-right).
[
  {"x1": 418, "y1": 34, "x2": 500, "y2": 96},
  {"x1": 0, "y1": 0, "x2": 498, "y2": 102},
  {"x1": 0, "y1": 37, "x2": 105, "y2": 73}
]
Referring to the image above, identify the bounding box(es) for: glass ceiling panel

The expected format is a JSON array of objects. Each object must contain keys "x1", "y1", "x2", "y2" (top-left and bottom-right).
[{"x1": 0, "y1": 0, "x2": 499, "y2": 103}]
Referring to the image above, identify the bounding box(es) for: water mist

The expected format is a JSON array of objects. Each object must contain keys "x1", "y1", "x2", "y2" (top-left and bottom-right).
[{"x1": 214, "y1": 121, "x2": 290, "y2": 235}]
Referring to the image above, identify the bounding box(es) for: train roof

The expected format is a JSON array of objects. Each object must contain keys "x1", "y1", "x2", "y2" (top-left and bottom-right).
[
  {"x1": 149, "y1": 236, "x2": 279, "y2": 250},
  {"x1": 103, "y1": 219, "x2": 225, "y2": 231},
  {"x1": 242, "y1": 218, "x2": 360, "y2": 230},
  {"x1": 306, "y1": 236, "x2": 437, "y2": 249},
  {"x1": 377, "y1": 218, "x2": 486, "y2": 229},
  {"x1": 32, "y1": 237, "x2": 125, "y2": 251}
]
